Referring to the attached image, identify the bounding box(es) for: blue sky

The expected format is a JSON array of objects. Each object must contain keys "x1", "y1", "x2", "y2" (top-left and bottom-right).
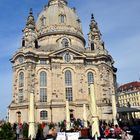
[{"x1": 0, "y1": 0, "x2": 140, "y2": 119}]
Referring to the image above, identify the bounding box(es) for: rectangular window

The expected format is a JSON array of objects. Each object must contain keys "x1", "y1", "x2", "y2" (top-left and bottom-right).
[
  {"x1": 18, "y1": 89, "x2": 23, "y2": 103},
  {"x1": 40, "y1": 88, "x2": 47, "y2": 102},
  {"x1": 65, "y1": 87, "x2": 73, "y2": 101},
  {"x1": 85, "y1": 60, "x2": 93, "y2": 65},
  {"x1": 40, "y1": 111, "x2": 48, "y2": 120},
  {"x1": 40, "y1": 59, "x2": 47, "y2": 64},
  {"x1": 41, "y1": 17, "x2": 46, "y2": 26},
  {"x1": 60, "y1": 15, "x2": 65, "y2": 23}
]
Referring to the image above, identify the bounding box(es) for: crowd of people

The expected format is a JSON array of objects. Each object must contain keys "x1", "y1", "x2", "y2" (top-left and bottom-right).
[
  {"x1": 34, "y1": 119, "x2": 135, "y2": 140},
  {"x1": 1, "y1": 118, "x2": 140, "y2": 140},
  {"x1": 99, "y1": 121, "x2": 132, "y2": 140},
  {"x1": 35, "y1": 122, "x2": 57, "y2": 140}
]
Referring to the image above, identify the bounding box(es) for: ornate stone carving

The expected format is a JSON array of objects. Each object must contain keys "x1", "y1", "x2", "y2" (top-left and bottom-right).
[
  {"x1": 74, "y1": 64, "x2": 84, "y2": 70},
  {"x1": 51, "y1": 63, "x2": 61, "y2": 69}
]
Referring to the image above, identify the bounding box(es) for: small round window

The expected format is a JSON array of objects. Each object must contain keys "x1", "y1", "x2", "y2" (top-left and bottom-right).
[{"x1": 64, "y1": 53, "x2": 71, "y2": 62}]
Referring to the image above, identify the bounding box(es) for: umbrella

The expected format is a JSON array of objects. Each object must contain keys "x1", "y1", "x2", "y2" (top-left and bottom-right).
[
  {"x1": 89, "y1": 83, "x2": 100, "y2": 138},
  {"x1": 112, "y1": 89, "x2": 118, "y2": 125},
  {"x1": 28, "y1": 92, "x2": 36, "y2": 139},
  {"x1": 66, "y1": 100, "x2": 70, "y2": 131},
  {"x1": 83, "y1": 104, "x2": 88, "y2": 128}
]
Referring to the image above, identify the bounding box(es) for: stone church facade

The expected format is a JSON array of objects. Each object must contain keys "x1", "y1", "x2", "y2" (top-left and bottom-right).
[{"x1": 8, "y1": 0, "x2": 117, "y2": 124}]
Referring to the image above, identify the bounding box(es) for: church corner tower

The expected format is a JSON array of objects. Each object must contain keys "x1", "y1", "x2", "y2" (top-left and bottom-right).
[
  {"x1": 22, "y1": 8, "x2": 38, "y2": 49},
  {"x1": 9, "y1": 0, "x2": 117, "y2": 123},
  {"x1": 86, "y1": 14, "x2": 117, "y2": 120},
  {"x1": 88, "y1": 14, "x2": 104, "y2": 51}
]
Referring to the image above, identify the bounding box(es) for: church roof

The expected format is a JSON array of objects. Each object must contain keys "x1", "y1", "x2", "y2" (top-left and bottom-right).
[{"x1": 118, "y1": 81, "x2": 140, "y2": 92}]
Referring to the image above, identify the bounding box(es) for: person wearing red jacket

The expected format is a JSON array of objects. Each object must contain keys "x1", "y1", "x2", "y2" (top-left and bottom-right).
[{"x1": 104, "y1": 126, "x2": 111, "y2": 138}]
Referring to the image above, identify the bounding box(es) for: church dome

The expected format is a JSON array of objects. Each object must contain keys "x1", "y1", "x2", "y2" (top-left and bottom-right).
[{"x1": 36, "y1": 0, "x2": 85, "y2": 49}]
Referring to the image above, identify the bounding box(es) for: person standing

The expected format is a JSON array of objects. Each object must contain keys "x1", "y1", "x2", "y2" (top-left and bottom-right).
[
  {"x1": 114, "y1": 124, "x2": 121, "y2": 138},
  {"x1": 16, "y1": 124, "x2": 20, "y2": 140},
  {"x1": 43, "y1": 123, "x2": 49, "y2": 138},
  {"x1": 104, "y1": 125, "x2": 110, "y2": 138},
  {"x1": 121, "y1": 131, "x2": 133, "y2": 140}
]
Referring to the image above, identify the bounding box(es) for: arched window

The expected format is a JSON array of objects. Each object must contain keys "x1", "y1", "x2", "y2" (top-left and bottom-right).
[
  {"x1": 102, "y1": 41, "x2": 105, "y2": 49},
  {"x1": 22, "y1": 40, "x2": 25, "y2": 47},
  {"x1": 65, "y1": 70, "x2": 73, "y2": 101},
  {"x1": 40, "y1": 110, "x2": 48, "y2": 120},
  {"x1": 60, "y1": 15, "x2": 65, "y2": 23},
  {"x1": 34, "y1": 40, "x2": 38, "y2": 48},
  {"x1": 62, "y1": 38, "x2": 69, "y2": 48},
  {"x1": 87, "y1": 72, "x2": 94, "y2": 85},
  {"x1": 19, "y1": 72, "x2": 24, "y2": 87},
  {"x1": 40, "y1": 71, "x2": 47, "y2": 102},
  {"x1": 41, "y1": 17, "x2": 46, "y2": 26},
  {"x1": 91, "y1": 43, "x2": 94, "y2": 50},
  {"x1": 16, "y1": 111, "x2": 21, "y2": 124},
  {"x1": 65, "y1": 70, "x2": 72, "y2": 86},
  {"x1": 40, "y1": 71, "x2": 47, "y2": 87},
  {"x1": 18, "y1": 72, "x2": 24, "y2": 103}
]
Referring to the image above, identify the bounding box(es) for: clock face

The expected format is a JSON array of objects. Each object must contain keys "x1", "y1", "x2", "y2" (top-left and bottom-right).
[{"x1": 18, "y1": 57, "x2": 24, "y2": 63}]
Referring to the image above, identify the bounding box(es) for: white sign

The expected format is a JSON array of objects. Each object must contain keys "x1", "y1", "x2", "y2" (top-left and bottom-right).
[
  {"x1": 101, "y1": 139, "x2": 117, "y2": 140},
  {"x1": 108, "y1": 139, "x2": 117, "y2": 140},
  {"x1": 56, "y1": 132, "x2": 66, "y2": 140},
  {"x1": 66, "y1": 132, "x2": 80, "y2": 140}
]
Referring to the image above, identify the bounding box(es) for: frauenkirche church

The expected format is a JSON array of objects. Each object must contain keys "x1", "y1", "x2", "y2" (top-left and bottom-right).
[{"x1": 9, "y1": 0, "x2": 117, "y2": 124}]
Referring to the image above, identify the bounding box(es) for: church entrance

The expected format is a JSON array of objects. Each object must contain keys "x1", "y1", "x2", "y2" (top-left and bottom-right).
[{"x1": 16, "y1": 111, "x2": 21, "y2": 123}]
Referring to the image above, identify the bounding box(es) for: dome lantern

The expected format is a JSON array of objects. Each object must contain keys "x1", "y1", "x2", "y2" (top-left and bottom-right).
[{"x1": 48, "y1": 0, "x2": 67, "y2": 6}]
